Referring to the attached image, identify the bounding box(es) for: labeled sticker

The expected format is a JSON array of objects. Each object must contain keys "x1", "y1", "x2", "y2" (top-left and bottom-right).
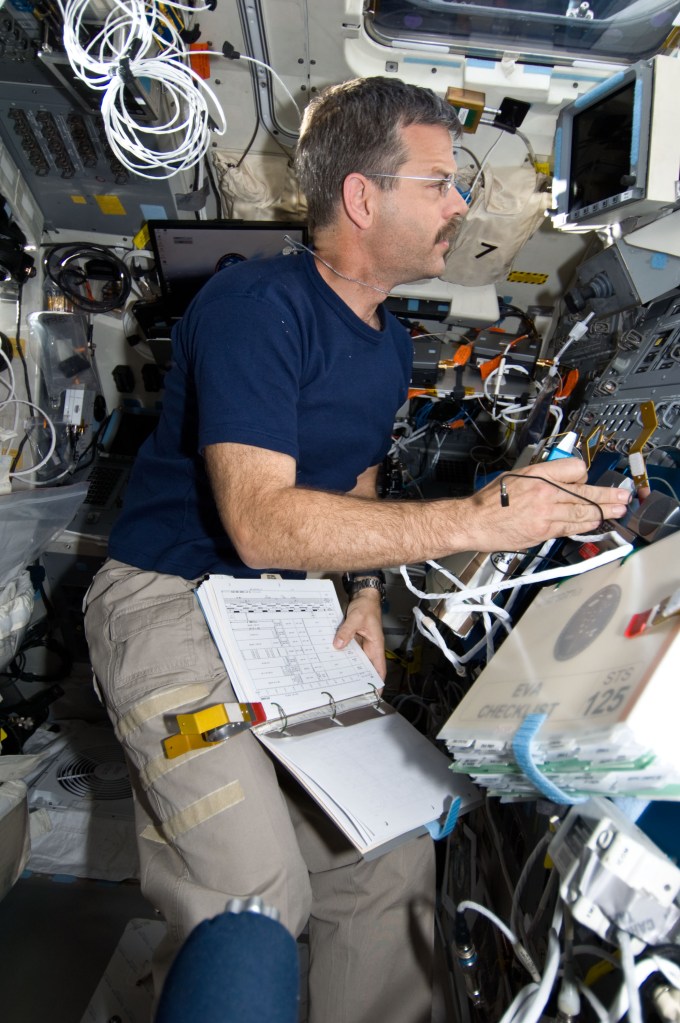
[
  {"x1": 94, "y1": 194, "x2": 127, "y2": 215},
  {"x1": 507, "y1": 271, "x2": 549, "y2": 284}
]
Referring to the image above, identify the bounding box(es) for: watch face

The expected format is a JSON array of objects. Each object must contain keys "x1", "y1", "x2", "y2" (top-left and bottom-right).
[{"x1": 553, "y1": 584, "x2": 622, "y2": 662}]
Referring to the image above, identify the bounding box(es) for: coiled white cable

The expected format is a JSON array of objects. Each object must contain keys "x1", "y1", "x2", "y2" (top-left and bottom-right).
[
  {"x1": 59, "y1": 0, "x2": 226, "y2": 178},
  {"x1": 58, "y1": 0, "x2": 302, "y2": 179}
]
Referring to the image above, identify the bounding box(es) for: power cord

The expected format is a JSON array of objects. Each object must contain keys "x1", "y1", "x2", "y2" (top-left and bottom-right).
[
  {"x1": 499, "y1": 472, "x2": 606, "y2": 527},
  {"x1": 43, "y1": 243, "x2": 132, "y2": 313}
]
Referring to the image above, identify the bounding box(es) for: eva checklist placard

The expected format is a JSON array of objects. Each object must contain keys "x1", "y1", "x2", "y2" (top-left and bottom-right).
[{"x1": 438, "y1": 531, "x2": 680, "y2": 802}]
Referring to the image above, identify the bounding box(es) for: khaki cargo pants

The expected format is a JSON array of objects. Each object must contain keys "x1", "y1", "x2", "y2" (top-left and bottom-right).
[{"x1": 84, "y1": 559, "x2": 435, "y2": 1023}]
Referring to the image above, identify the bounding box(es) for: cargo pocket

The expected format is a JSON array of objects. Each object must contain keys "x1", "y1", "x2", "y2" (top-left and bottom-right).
[{"x1": 104, "y1": 590, "x2": 223, "y2": 713}]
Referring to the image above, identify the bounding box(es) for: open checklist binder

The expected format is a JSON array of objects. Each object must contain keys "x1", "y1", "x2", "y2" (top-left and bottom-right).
[{"x1": 196, "y1": 575, "x2": 480, "y2": 857}]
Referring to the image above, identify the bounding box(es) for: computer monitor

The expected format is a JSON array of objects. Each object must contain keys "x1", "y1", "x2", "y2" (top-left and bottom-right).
[
  {"x1": 552, "y1": 55, "x2": 680, "y2": 228},
  {"x1": 147, "y1": 219, "x2": 309, "y2": 321}
]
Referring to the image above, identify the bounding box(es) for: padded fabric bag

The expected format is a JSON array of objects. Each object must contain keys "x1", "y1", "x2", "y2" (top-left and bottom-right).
[{"x1": 441, "y1": 163, "x2": 551, "y2": 286}]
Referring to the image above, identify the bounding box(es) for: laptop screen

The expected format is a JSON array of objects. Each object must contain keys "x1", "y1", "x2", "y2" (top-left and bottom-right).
[{"x1": 147, "y1": 219, "x2": 309, "y2": 321}]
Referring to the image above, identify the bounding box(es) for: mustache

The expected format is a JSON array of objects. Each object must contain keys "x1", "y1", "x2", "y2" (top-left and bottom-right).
[{"x1": 436, "y1": 216, "x2": 463, "y2": 245}]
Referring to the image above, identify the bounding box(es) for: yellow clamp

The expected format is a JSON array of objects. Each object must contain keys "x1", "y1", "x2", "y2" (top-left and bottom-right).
[
  {"x1": 163, "y1": 703, "x2": 264, "y2": 759},
  {"x1": 163, "y1": 704, "x2": 233, "y2": 759}
]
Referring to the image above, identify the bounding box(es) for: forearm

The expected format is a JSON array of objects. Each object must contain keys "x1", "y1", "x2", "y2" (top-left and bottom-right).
[
  {"x1": 205, "y1": 442, "x2": 631, "y2": 574},
  {"x1": 229, "y1": 485, "x2": 472, "y2": 572}
]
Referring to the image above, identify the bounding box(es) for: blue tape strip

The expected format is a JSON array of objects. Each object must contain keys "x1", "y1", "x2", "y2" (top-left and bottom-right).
[
  {"x1": 651, "y1": 252, "x2": 668, "y2": 270},
  {"x1": 403, "y1": 57, "x2": 462, "y2": 69},
  {"x1": 573, "y1": 70, "x2": 625, "y2": 110},
  {"x1": 613, "y1": 797, "x2": 650, "y2": 823},
  {"x1": 523, "y1": 65, "x2": 551, "y2": 77},
  {"x1": 553, "y1": 126, "x2": 562, "y2": 181},
  {"x1": 425, "y1": 797, "x2": 461, "y2": 840},
  {"x1": 630, "y1": 77, "x2": 642, "y2": 168},
  {"x1": 512, "y1": 714, "x2": 587, "y2": 805}
]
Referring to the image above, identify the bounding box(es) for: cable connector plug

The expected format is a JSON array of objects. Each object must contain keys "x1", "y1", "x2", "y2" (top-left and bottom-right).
[
  {"x1": 547, "y1": 311, "x2": 595, "y2": 377},
  {"x1": 556, "y1": 976, "x2": 581, "y2": 1023},
  {"x1": 453, "y1": 913, "x2": 486, "y2": 1008},
  {"x1": 512, "y1": 940, "x2": 542, "y2": 984},
  {"x1": 565, "y1": 311, "x2": 595, "y2": 345}
]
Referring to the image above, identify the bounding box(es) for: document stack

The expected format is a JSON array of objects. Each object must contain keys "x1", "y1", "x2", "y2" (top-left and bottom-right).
[{"x1": 437, "y1": 531, "x2": 680, "y2": 803}]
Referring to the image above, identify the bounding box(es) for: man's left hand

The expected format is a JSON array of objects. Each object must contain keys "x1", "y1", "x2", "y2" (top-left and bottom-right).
[{"x1": 333, "y1": 589, "x2": 387, "y2": 680}]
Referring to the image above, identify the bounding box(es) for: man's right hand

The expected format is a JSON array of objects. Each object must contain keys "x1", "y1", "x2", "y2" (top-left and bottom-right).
[{"x1": 464, "y1": 457, "x2": 632, "y2": 554}]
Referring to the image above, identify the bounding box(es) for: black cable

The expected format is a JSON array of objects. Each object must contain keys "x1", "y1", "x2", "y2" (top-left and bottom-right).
[
  {"x1": 211, "y1": 115, "x2": 261, "y2": 219},
  {"x1": 645, "y1": 944, "x2": 680, "y2": 965},
  {"x1": 192, "y1": 162, "x2": 202, "y2": 221},
  {"x1": 500, "y1": 472, "x2": 606, "y2": 527},
  {"x1": 71, "y1": 412, "x2": 111, "y2": 473},
  {"x1": 204, "y1": 152, "x2": 223, "y2": 218},
  {"x1": 2, "y1": 621, "x2": 72, "y2": 685},
  {"x1": 9, "y1": 432, "x2": 29, "y2": 474},
  {"x1": 43, "y1": 243, "x2": 132, "y2": 313},
  {"x1": 498, "y1": 302, "x2": 540, "y2": 344},
  {"x1": 14, "y1": 281, "x2": 31, "y2": 404},
  {"x1": 235, "y1": 114, "x2": 261, "y2": 168},
  {"x1": 15, "y1": 275, "x2": 49, "y2": 476}
]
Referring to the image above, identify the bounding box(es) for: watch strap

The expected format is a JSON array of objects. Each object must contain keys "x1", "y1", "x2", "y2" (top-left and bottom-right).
[{"x1": 345, "y1": 574, "x2": 386, "y2": 603}]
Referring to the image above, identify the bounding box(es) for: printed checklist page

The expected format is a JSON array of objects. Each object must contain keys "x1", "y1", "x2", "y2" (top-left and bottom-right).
[{"x1": 196, "y1": 575, "x2": 383, "y2": 720}]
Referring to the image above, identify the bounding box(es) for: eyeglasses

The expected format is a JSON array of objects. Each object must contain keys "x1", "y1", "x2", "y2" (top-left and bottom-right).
[{"x1": 366, "y1": 172, "x2": 471, "y2": 203}]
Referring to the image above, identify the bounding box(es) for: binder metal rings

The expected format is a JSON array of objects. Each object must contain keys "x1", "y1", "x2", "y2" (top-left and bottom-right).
[
  {"x1": 321, "y1": 691, "x2": 338, "y2": 721},
  {"x1": 271, "y1": 703, "x2": 289, "y2": 734}
]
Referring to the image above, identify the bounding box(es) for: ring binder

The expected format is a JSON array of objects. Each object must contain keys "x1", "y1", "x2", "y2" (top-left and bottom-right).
[
  {"x1": 257, "y1": 693, "x2": 394, "y2": 738},
  {"x1": 193, "y1": 573, "x2": 481, "y2": 856},
  {"x1": 368, "y1": 682, "x2": 385, "y2": 712},
  {"x1": 271, "y1": 703, "x2": 289, "y2": 735},
  {"x1": 321, "y1": 691, "x2": 339, "y2": 722}
]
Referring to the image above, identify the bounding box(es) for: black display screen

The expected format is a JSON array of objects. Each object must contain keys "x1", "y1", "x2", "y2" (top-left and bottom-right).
[
  {"x1": 148, "y1": 220, "x2": 308, "y2": 321},
  {"x1": 568, "y1": 80, "x2": 636, "y2": 215}
]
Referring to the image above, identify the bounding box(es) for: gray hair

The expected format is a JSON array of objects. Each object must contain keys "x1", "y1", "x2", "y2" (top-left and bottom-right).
[{"x1": 294, "y1": 76, "x2": 462, "y2": 233}]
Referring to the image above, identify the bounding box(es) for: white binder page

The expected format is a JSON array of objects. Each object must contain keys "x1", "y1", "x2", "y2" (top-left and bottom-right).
[
  {"x1": 257, "y1": 706, "x2": 481, "y2": 855},
  {"x1": 196, "y1": 576, "x2": 383, "y2": 720}
]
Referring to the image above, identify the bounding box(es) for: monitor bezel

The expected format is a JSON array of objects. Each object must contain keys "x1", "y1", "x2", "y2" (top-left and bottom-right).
[
  {"x1": 552, "y1": 60, "x2": 653, "y2": 228},
  {"x1": 146, "y1": 218, "x2": 309, "y2": 321}
]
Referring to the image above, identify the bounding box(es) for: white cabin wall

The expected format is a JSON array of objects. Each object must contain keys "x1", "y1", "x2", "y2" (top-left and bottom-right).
[{"x1": 191, "y1": 0, "x2": 621, "y2": 320}]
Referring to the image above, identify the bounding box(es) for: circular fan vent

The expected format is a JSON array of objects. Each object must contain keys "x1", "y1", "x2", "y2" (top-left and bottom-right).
[{"x1": 55, "y1": 743, "x2": 132, "y2": 801}]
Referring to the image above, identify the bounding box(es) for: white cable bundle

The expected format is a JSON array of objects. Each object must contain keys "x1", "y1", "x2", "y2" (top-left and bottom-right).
[{"x1": 59, "y1": 0, "x2": 226, "y2": 178}]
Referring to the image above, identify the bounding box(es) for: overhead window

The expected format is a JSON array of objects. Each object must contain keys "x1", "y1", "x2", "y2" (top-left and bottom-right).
[{"x1": 365, "y1": 1, "x2": 680, "y2": 66}]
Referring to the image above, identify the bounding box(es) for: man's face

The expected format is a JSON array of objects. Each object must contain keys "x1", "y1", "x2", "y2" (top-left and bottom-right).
[{"x1": 370, "y1": 123, "x2": 469, "y2": 285}]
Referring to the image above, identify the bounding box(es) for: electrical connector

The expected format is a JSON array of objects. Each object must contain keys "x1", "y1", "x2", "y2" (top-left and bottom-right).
[
  {"x1": 565, "y1": 312, "x2": 595, "y2": 345},
  {"x1": 548, "y1": 312, "x2": 595, "y2": 377},
  {"x1": 549, "y1": 797, "x2": 680, "y2": 947},
  {"x1": 556, "y1": 977, "x2": 581, "y2": 1023},
  {"x1": 652, "y1": 984, "x2": 680, "y2": 1023},
  {"x1": 453, "y1": 913, "x2": 487, "y2": 1008}
]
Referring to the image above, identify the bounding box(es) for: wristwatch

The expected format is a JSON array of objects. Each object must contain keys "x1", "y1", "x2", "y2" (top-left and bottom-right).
[{"x1": 342, "y1": 571, "x2": 387, "y2": 603}]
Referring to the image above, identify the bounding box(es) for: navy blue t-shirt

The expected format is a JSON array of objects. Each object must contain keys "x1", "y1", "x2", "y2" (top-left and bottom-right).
[{"x1": 109, "y1": 250, "x2": 413, "y2": 579}]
